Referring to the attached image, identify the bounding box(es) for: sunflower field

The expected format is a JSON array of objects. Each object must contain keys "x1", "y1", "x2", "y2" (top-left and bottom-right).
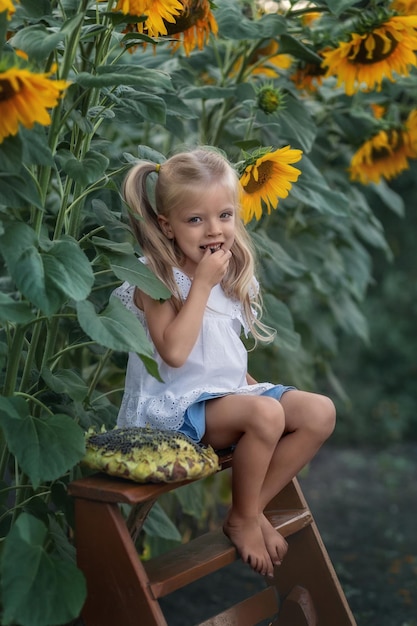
[{"x1": 0, "y1": 1, "x2": 416, "y2": 624}]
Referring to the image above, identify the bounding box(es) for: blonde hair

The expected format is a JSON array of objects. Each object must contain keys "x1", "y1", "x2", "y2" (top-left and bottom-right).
[{"x1": 122, "y1": 147, "x2": 274, "y2": 344}]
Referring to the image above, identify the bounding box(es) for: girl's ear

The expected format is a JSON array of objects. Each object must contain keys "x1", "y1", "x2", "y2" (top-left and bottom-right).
[{"x1": 158, "y1": 215, "x2": 174, "y2": 239}]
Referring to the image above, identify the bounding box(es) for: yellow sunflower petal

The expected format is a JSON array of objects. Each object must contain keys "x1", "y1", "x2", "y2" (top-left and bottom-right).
[
  {"x1": 0, "y1": 0, "x2": 17, "y2": 18},
  {"x1": 0, "y1": 67, "x2": 69, "y2": 143},
  {"x1": 239, "y1": 147, "x2": 302, "y2": 223}
]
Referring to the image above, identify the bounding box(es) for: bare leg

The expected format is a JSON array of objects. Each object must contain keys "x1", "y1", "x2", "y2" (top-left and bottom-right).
[
  {"x1": 255, "y1": 391, "x2": 336, "y2": 563},
  {"x1": 259, "y1": 390, "x2": 336, "y2": 510},
  {"x1": 203, "y1": 394, "x2": 285, "y2": 577}
]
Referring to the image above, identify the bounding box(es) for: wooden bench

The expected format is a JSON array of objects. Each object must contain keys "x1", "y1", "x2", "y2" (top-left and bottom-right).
[{"x1": 69, "y1": 450, "x2": 357, "y2": 626}]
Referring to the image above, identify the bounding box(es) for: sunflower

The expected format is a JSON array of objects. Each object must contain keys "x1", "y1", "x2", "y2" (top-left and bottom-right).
[
  {"x1": 239, "y1": 146, "x2": 303, "y2": 223},
  {"x1": 0, "y1": 0, "x2": 17, "y2": 18},
  {"x1": 349, "y1": 110, "x2": 417, "y2": 184},
  {"x1": 391, "y1": 0, "x2": 417, "y2": 14},
  {"x1": 370, "y1": 102, "x2": 386, "y2": 119},
  {"x1": 167, "y1": 0, "x2": 218, "y2": 55},
  {"x1": 321, "y1": 15, "x2": 417, "y2": 95},
  {"x1": 291, "y1": 59, "x2": 326, "y2": 92},
  {"x1": 247, "y1": 40, "x2": 292, "y2": 78},
  {"x1": 233, "y1": 40, "x2": 292, "y2": 80},
  {"x1": 301, "y1": 11, "x2": 321, "y2": 27},
  {"x1": 113, "y1": 0, "x2": 183, "y2": 37},
  {"x1": 256, "y1": 84, "x2": 285, "y2": 114},
  {"x1": 0, "y1": 66, "x2": 69, "y2": 143}
]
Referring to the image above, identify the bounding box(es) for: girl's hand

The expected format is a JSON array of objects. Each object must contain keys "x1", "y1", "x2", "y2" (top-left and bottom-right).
[{"x1": 194, "y1": 247, "x2": 232, "y2": 287}]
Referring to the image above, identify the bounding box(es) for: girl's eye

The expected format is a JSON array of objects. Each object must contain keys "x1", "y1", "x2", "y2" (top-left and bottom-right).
[
  {"x1": 188, "y1": 216, "x2": 201, "y2": 223},
  {"x1": 221, "y1": 211, "x2": 233, "y2": 219}
]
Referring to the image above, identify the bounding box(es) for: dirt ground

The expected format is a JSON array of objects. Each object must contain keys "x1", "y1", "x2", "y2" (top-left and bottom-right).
[{"x1": 161, "y1": 444, "x2": 417, "y2": 626}]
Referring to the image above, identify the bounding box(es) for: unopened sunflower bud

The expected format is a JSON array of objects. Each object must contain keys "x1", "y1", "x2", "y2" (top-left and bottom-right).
[{"x1": 257, "y1": 85, "x2": 284, "y2": 114}]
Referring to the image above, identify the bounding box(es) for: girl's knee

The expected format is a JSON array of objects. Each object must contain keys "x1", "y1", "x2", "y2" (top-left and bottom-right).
[
  {"x1": 310, "y1": 394, "x2": 336, "y2": 440},
  {"x1": 248, "y1": 396, "x2": 285, "y2": 441}
]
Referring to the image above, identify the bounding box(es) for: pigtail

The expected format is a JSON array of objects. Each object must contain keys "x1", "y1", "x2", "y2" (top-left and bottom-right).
[{"x1": 122, "y1": 162, "x2": 183, "y2": 307}]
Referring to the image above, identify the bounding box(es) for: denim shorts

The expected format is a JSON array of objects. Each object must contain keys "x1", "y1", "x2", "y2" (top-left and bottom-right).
[{"x1": 179, "y1": 384, "x2": 296, "y2": 443}]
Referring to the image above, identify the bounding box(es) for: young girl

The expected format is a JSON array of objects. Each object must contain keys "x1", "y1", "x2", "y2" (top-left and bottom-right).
[{"x1": 114, "y1": 147, "x2": 336, "y2": 579}]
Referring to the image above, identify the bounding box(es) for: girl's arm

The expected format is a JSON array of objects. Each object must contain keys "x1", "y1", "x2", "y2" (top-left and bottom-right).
[
  {"x1": 246, "y1": 373, "x2": 258, "y2": 385},
  {"x1": 140, "y1": 248, "x2": 231, "y2": 367}
]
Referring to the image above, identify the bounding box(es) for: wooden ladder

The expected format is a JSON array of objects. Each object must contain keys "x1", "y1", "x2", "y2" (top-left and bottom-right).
[{"x1": 69, "y1": 451, "x2": 357, "y2": 626}]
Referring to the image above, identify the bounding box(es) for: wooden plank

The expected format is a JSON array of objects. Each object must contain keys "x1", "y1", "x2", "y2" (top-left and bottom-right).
[
  {"x1": 147, "y1": 509, "x2": 312, "y2": 598},
  {"x1": 273, "y1": 523, "x2": 357, "y2": 626},
  {"x1": 198, "y1": 586, "x2": 279, "y2": 626},
  {"x1": 74, "y1": 499, "x2": 167, "y2": 626},
  {"x1": 274, "y1": 586, "x2": 317, "y2": 626},
  {"x1": 68, "y1": 452, "x2": 233, "y2": 505}
]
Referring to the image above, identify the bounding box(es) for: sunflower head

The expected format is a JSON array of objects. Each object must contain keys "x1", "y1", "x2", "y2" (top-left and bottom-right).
[
  {"x1": 165, "y1": 0, "x2": 218, "y2": 55},
  {"x1": 349, "y1": 113, "x2": 417, "y2": 185},
  {"x1": 321, "y1": 11, "x2": 417, "y2": 95},
  {"x1": 238, "y1": 146, "x2": 303, "y2": 223},
  {"x1": 291, "y1": 59, "x2": 326, "y2": 92},
  {"x1": 256, "y1": 84, "x2": 285, "y2": 114},
  {"x1": 391, "y1": 0, "x2": 417, "y2": 15},
  {"x1": 0, "y1": 63, "x2": 69, "y2": 143}
]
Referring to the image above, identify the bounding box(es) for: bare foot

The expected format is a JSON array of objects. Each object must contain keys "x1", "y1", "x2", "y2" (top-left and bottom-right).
[
  {"x1": 223, "y1": 511, "x2": 274, "y2": 577},
  {"x1": 259, "y1": 513, "x2": 288, "y2": 566}
]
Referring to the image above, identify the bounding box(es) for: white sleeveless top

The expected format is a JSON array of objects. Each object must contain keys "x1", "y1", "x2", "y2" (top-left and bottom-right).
[{"x1": 113, "y1": 265, "x2": 274, "y2": 432}]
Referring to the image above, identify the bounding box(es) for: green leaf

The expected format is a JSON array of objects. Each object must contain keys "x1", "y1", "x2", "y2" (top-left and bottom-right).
[
  {"x1": 106, "y1": 252, "x2": 171, "y2": 300},
  {"x1": 163, "y1": 94, "x2": 199, "y2": 120},
  {"x1": 76, "y1": 296, "x2": 154, "y2": 357},
  {"x1": 329, "y1": 292, "x2": 369, "y2": 342},
  {"x1": 290, "y1": 157, "x2": 349, "y2": 216},
  {"x1": 20, "y1": 126, "x2": 54, "y2": 166},
  {"x1": 1, "y1": 513, "x2": 86, "y2": 626},
  {"x1": 41, "y1": 367, "x2": 89, "y2": 402},
  {"x1": 40, "y1": 237, "x2": 95, "y2": 300},
  {"x1": 259, "y1": 95, "x2": 317, "y2": 153},
  {"x1": 371, "y1": 180, "x2": 404, "y2": 217},
  {"x1": 57, "y1": 149, "x2": 109, "y2": 186},
  {"x1": 92, "y1": 236, "x2": 135, "y2": 255},
  {"x1": 252, "y1": 231, "x2": 306, "y2": 279},
  {"x1": 135, "y1": 145, "x2": 166, "y2": 163},
  {"x1": 18, "y1": 0, "x2": 52, "y2": 18},
  {"x1": 216, "y1": 4, "x2": 263, "y2": 39},
  {"x1": 76, "y1": 66, "x2": 172, "y2": 91},
  {"x1": 115, "y1": 91, "x2": 166, "y2": 125},
  {"x1": 0, "y1": 396, "x2": 86, "y2": 489},
  {"x1": 0, "y1": 135, "x2": 23, "y2": 172},
  {"x1": 0, "y1": 9, "x2": 9, "y2": 43},
  {"x1": 0, "y1": 293, "x2": 35, "y2": 324},
  {"x1": 9, "y1": 25, "x2": 65, "y2": 60},
  {"x1": 174, "y1": 481, "x2": 205, "y2": 519},
  {"x1": 0, "y1": 227, "x2": 94, "y2": 315},
  {"x1": 11, "y1": 246, "x2": 63, "y2": 316},
  {"x1": 0, "y1": 174, "x2": 43, "y2": 209},
  {"x1": 0, "y1": 222, "x2": 37, "y2": 271},
  {"x1": 257, "y1": 12, "x2": 287, "y2": 37},
  {"x1": 277, "y1": 34, "x2": 323, "y2": 64},
  {"x1": 263, "y1": 294, "x2": 301, "y2": 352},
  {"x1": 182, "y1": 86, "x2": 236, "y2": 100},
  {"x1": 322, "y1": 0, "x2": 360, "y2": 16},
  {"x1": 143, "y1": 502, "x2": 182, "y2": 541}
]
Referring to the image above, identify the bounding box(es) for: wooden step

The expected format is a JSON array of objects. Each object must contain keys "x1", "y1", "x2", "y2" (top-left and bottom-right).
[
  {"x1": 146, "y1": 508, "x2": 312, "y2": 598},
  {"x1": 199, "y1": 585, "x2": 279, "y2": 626}
]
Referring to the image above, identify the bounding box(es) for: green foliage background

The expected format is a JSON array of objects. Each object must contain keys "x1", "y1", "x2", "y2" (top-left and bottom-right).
[{"x1": 0, "y1": 0, "x2": 416, "y2": 623}]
